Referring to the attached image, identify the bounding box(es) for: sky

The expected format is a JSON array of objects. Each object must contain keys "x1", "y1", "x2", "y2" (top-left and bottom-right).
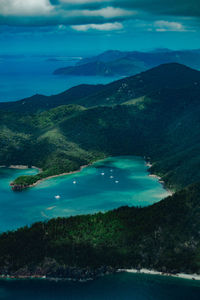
[{"x1": 0, "y1": 0, "x2": 200, "y2": 55}]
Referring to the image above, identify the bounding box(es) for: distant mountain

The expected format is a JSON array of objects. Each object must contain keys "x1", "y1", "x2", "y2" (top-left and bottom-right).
[
  {"x1": 53, "y1": 49, "x2": 200, "y2": 77},
  {"x1": 2, "y1": 63, "x2": 200, "y2": 113},
  {"x1": 54, "y1": 58, "x2": 143, "y2": 77}
]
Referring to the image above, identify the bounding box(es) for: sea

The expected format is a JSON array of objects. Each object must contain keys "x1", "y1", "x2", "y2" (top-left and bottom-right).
[
  {"x1": 0, "y1": 55, "x2": 199, "y2": 299},
  {"x1": 0, "y1": 156, "x2": 170, "y2": 232},
  {"x1": 0, "y1": 55, "x2": 118, "y2": 102}
]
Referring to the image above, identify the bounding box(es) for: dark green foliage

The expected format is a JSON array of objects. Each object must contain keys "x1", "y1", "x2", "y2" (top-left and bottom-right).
[
  {"x1": 0, "y1": 183, "x2": 200, "y2": 276},
  {"x1": 0, "y1": 63, "x2": 200, "y2": 276},
  {"x1": 0, "y1": 64, "x2": 200, "y2": 189}
]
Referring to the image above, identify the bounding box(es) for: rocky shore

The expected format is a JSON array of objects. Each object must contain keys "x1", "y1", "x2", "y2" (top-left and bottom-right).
[{"x1": 0, "y1": 259, "x2": 117, "y2": 281}]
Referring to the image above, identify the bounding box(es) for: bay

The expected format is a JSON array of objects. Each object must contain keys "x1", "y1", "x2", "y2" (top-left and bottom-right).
[{"x1": 0, "y1": 156, "x2": 170, "y2": 232}]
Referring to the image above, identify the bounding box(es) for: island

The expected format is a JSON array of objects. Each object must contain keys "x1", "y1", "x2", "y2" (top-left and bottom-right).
[{"x1": 0, "y1": 63, "x2": 200, "y2": 280}]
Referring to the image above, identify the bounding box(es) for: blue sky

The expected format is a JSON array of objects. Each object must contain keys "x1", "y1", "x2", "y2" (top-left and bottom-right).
[{"x1": 0, "y1": 0, "x2": 200, "y2": 55}]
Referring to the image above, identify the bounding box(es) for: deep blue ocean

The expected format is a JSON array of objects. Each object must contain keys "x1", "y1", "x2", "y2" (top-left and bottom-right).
[
  {"x1": 1, "y1": 273, "x2": 200, "y2": 300},
  {"x1": 0, "y1": 55, "x2": 118, "y2": 102}
]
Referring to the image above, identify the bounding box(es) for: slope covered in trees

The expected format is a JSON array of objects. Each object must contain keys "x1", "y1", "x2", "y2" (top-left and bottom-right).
[
  {"x1": 0, "y1": 63, "x2": 199, "y2": 190},
  {"x1": 0, "y1": 183, "x2": 200, "y2": 279}
]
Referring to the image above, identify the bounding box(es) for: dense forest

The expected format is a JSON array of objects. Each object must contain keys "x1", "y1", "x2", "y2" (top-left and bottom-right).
[
  {"x1": 0, "y1": 183, "x2": 199, "y2": 279},
  {"x1": 0, "y1": 63, "x2": 199, "y2": 190},
  {"x1": 0, "y1": 63, "x2": 200, "y2": 278}
]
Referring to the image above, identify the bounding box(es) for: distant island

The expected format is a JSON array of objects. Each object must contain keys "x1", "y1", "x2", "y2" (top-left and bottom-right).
[{"x1": 53, "y1": 49, "x2": 200, "y2": 77}]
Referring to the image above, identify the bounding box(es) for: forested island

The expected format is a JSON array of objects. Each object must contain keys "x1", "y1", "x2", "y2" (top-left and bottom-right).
[
  {"x1": 0, "y1": 63, "x2": 200, "y2": 279},
  {"x1": 53, "y1": 49, "x2": 200, "y2": 77}
]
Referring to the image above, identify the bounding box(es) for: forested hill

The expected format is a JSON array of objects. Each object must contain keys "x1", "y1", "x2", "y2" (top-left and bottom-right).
[
  {"x1": 0, "y1": 63, "x2": 200, "y2": 114},
  {"x1": 0, "y1": 182, "x2": 200, "y2": 279},
  {"x1": 0, "y1": 84, "x2": 104, "y2": 114},
  {"x1": 0, "y1": 62, "x2": 200, "y2": 279},
  {"x1": 0, "y1": 63, "x2": 200, "y2": 190}
]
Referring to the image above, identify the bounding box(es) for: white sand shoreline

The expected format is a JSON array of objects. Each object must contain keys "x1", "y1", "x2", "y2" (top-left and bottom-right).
[
  {"x1": 3, "y1": 158, "x2": 173, "y2": 196},
  {"x1": 145, "y1": 161, "x2": 174, "y2": 196},
  {"x1": 121, "y1": 268, "x2": 200, "y2": 281},
  {"x1": 0, "y1": 164, "x2": 90, "y2": 189},
  {"x1": 29, "y1": 164, "x2": 90, "y2": 188}
]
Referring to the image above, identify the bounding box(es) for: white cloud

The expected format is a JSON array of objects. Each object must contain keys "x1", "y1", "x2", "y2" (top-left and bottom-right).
[
  {"x1": 154, "y1": 20, "x2": 185, "y2": 32},
  {"x1": 0, "y1": 0, "x2": 53, "y2": 16},
  {"x1": 71, "y1": 22, "x2": 123, "y2": 31},
  {"x1": 60, "y1": 0, "x2": 110, "y2": 3},
  {"x1": 81, "y1": 7, "x2": 136, "y2": 18}
]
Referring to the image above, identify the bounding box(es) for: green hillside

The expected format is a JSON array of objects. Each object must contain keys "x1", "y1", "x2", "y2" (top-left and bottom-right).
[
  {"x1": 0, "y1": 63, "x2": 200, "y2": 278},
  {"x1": 0, "y1": 63, "x2": 200, "y2": 190},
  {"x1": 1, "y1": 63, "x2": 200, "y2": 114},
  {"x1": 0, "y1": 182, "x2": 199, "y2": 279}
]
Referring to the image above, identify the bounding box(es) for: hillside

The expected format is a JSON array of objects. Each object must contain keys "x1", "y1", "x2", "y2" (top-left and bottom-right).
[
  {"x1": 0, "y1": 62, "x2": 200, "y2": 279},
  {"x1": 0, "y1": 84, "x2": 104, "y2": 114},
  {"x1": 54, "y1": 58, "x2": 143, "y2": 77},
  {"x1": 0, "y1": 63, "x2": 200, "y2": 190},
  {"x1": 0, "y1": 183, "x2": 200, "y2": 279},
  {"x1": 1, "y1": 63, "x2": 200, "y2": 114},
  {"x1": 53, "y1": 49, "x2": 200, "y2": 77}
]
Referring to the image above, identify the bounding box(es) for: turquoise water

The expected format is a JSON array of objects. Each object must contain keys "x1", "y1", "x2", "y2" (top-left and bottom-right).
[
  {"x1": 0, "y1": 273, "x2": 200, "y2": 299},
  {"x1": 0, "y1": 157, "x2": 199, "y2": 299},
  {"x1": 0, "y1": 156, "x2": 170, "y2": 232}
]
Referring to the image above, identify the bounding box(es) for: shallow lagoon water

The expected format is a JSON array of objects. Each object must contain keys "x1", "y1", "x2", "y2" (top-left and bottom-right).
[
  {"x1": 0, "y1": 156, "x2": 170, "y2": 232},
  {"x1": 0, "y1": 157, "x2": 200, "y2": 299}
]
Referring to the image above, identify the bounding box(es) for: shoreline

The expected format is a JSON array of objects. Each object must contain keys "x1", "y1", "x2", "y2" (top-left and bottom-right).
[
  {"x1": 145, "y1": 160, "x2": 174, "y2": 196},
  {"x1": 22, "y1": 164, "x2": 91, "y2": 189},
  {"x1": 1, "y1": 268, "x2": 200, "y2": 282},
  {"x1": 122, "y1": 268, "x2": 200, "y2": 281},
  {"x1": 5, "y1": 157, "x2": 174, "y2": 194}
]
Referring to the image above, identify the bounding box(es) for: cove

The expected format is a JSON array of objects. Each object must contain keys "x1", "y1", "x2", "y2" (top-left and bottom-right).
[{"x1": 0, "y1": 156, "x2": 170, "y2": 232}]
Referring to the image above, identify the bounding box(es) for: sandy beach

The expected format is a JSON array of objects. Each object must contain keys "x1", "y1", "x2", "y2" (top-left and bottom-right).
[
  {"x1": 145, "y1": 160, "x2": 174, "y2": 195},
  {"x1": 123, "y1": 269, "x2": 200, "y2": 281}
]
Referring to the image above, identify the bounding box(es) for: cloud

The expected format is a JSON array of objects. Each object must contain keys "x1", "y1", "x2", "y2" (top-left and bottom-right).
[
  {"x1": 154, "y1": 21, "x2": 186, "y2": 32},
  {"x1": 0, "y1": 0, "x2": 199, "y2": 34},
  {"x1": 0, "y1": 0, "x2": 53, "y2": 16},
  {"x1": 71, "y1": 22, "x2": 123, "y2": 31},
  {"x1": 115, "y1": 0, "x2": 200, "y2": 18},
  {"x1": 59, "y1": 0, "x2": 110, "y2": 3},
  {"x1": 81, "y1": 7, "x2": 135, "y2": 19}
]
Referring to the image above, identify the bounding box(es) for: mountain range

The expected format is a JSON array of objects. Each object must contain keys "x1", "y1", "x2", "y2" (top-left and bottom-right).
[{"x1": 53, "y1": 49, "x2": 200, "y2": 77}]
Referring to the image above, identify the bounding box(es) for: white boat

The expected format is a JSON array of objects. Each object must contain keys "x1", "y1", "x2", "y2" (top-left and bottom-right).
[{"x1": 55, "y1": 195, "x2": 61, "y2": 199}]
